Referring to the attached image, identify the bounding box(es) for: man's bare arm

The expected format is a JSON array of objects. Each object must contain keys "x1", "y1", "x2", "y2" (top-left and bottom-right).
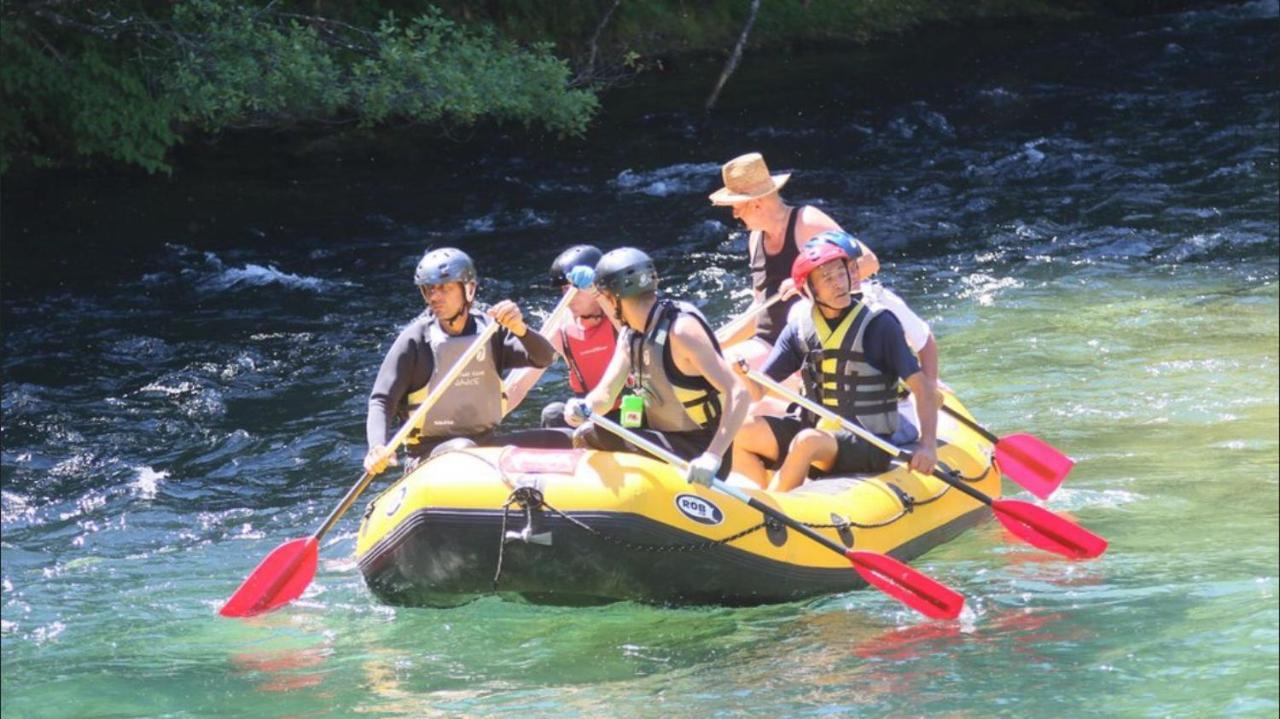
[
  {"x1": 797, "y1": 205, "x2": 881, "y2": 279},
  {"x1": 671, "y1": 316, "x2": 751, "y2": 460},
  {"x1": 902, "y1": 370, "x2": 938, "y2": 474},
  {"x1": 503, "y1": 330, "x2": 565, "y2": 415},
  {"x1": 582, "y1": 340, "x2": 632, "y2": 415}
]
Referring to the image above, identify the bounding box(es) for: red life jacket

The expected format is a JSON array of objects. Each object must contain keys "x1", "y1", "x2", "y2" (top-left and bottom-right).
[{"x1": 560, "y1": 318, "x2": 618, "y2": 396}]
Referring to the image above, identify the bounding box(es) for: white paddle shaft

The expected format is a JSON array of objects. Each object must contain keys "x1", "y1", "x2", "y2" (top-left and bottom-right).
[
  {"x1": 587, "y1": 412, "x2": 752, "y2": 504},
  {"x1": 745, "y1": 368, "x2": 905, "y2": 460},
  {"x1": 499, "y1": 288, "x2": 578, "y2": 412},
  {"x1": 715, "y1": 293, "x2": 783, "y2": 342}
]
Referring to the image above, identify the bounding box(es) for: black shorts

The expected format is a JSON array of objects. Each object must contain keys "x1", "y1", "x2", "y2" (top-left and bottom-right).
[
  {"x1": 575, "y1": 423, "x2": 733, "y2": 480},
  {"x1": 762, "y1": 415, "x2": 891, "y2": 477}
]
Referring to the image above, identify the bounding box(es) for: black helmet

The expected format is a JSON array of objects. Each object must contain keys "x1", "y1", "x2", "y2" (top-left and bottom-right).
[
  {"x1": 594, "y1": 247, "x2": 657, "y2": 298},
  {"x1": 549, "y1": 245, "x2": 603, "y2": 287},
  {"x1": 415, "y1": 247, "x2": 477, "y2": 286}
]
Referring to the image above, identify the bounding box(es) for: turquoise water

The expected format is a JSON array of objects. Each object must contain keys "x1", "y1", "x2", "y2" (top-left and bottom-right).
[
  {"x1": 3, "y1": 3, "x2": 1277, "y2": 717},
  {"x1": 4, "y1": 262, "x2": 1274, "y2": 718}
]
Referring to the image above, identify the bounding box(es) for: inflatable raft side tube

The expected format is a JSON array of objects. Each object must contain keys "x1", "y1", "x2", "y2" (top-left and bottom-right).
[{"x1": 358, "y1": 504, "x2": 990, "y2": 607}]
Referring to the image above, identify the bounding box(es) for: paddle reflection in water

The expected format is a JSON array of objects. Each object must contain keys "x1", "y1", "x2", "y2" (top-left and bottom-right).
[{"x1": 231, "y1": 645, "x2": 331, "y2": 693}]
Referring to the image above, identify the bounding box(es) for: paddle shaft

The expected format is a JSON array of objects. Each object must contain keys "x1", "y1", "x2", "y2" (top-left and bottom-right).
[
  {"x1": 588, "y1": 413, "x2": 849, "y2": 557},
  {"x1": 315, "y1": 320, "x2": 501, "y2": 541},
  {"x1": 939, "y1": 401, "x2": 999, "y2": 444},
  {"x1": 908, "y1": 384, "x2": 1073, "y2": 501},
  {"x1": 746, "y1": 369, "x2": 996, "y2": 508},
  {"x1": 535, "y1": 287, "x2": 579, "y2": 339},
  {"x1": 499, "y1": 289, "x2": 580, "y2": 415},
  {"x1": 715, "y1": 293, "x2": 783, "y2": 342}
]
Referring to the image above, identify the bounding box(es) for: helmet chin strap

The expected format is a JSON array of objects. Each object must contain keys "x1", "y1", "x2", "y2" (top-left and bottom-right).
[
  {"x1": 453, "y1": 281, "x2": 482, "y2": 322},
  {"x1": 447, "y1": 286, "x2": 472, "y2": 325},
  {"x1": 603, "y1": 291, "x2": 635, "y2": 327}
]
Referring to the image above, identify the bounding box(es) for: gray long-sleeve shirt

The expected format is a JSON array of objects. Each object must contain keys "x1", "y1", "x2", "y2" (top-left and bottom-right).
[{"x1": 365, "y1": 313, "x2": 555, "y2": 449}]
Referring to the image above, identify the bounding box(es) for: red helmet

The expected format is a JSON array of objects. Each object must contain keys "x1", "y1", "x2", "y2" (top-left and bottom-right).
[{"x1": 791, "y1": 240, "x2": 850, "y2": 294}]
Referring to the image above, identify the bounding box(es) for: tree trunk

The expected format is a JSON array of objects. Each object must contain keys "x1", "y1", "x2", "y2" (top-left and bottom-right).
[
  {"x1": 705, "y1": 0, "x2": 762, "y2": 112},
  {"x1": 583, "y1": 0, "x2": 624, "y2": 84}
]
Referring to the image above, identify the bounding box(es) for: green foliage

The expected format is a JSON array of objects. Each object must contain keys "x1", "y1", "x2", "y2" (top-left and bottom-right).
[
  {"x1": 1, "y1": 1, "x2": 598, "y2": 175},
  {"x1": 1, "y1": 18, "x2": 177, "y2": 174},
  {"x1": 441, "y1": 0, "x2": 1080, "y2": 61},
  {"x1": 168, "y1": 1, "x2": 348, "y2": 129},
  {"x1": 348, "y1": 12, "x2": 596, "y2": 134},
  {"x1": 0, "y1": 0, "x2": 1128, "y2": 175}
]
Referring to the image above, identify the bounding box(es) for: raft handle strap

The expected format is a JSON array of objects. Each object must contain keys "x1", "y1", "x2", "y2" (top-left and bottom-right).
[
  {"x1": 887, "y1": 484, "x2": 916, "y2": 514},
  {"x1": 493, "y1": 487, "x2": 547, "y2": 591},
  {"x1": 939, "y1": 460, "x2": 987, "y2": 483}
]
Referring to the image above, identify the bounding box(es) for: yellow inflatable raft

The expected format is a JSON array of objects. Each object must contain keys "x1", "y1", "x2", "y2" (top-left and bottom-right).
[{"x1": 355, "y1": 397, "x2": 999, "y2": 607}]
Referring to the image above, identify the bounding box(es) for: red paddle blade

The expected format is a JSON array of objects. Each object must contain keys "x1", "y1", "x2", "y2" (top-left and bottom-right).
[
  {"x1": 847, "y1": 550, "x2": 966, "y2": 620},
  {"x1": 991, "y1": 499, "x2": 1108, "y2": 559},
  {"x1": 995, "y1": 433, "x2": 1074, "y2": 500},
  {"x1": 219, "y1": 536, "x2": 319, "y2": 618}
]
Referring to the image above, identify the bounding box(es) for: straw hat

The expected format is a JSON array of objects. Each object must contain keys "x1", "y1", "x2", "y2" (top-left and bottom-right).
[{"x1": 708, "y1": 152, "x2": 791, "y2": 206}]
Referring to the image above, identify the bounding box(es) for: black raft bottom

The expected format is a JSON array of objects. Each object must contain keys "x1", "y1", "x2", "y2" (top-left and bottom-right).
[{"x1": 358, "y1": 506, "x2": 989, "y2": 608}]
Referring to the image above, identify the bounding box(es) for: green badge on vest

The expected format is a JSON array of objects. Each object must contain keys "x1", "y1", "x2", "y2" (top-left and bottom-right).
[{"x1": 620, "y1": 394, "x2": 644, "y2": 428}]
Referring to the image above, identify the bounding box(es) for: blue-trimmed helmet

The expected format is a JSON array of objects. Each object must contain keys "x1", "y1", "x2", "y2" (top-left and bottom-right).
[
  {"x1": 549, "y1": 245, "x2": 603, "y2": 287},
  {"x1": 809, "y1": 230, "x2": 864, "y2": 261}
]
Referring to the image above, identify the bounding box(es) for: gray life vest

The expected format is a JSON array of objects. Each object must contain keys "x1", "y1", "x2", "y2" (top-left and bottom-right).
[
  {"x1": 794, "y1": 300, "x2": 899, "y2": 437},
  {"x1": 404, "y1": 310, "x2": 502, "y2": 443},
  {"x1": 624, "y1": 300, "x2": 724, "y2": 433}
]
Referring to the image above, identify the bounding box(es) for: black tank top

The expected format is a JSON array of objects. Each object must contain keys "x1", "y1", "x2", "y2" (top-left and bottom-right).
[{"x1": 748, "y1": 206, "x2": 801, "y2": 344}]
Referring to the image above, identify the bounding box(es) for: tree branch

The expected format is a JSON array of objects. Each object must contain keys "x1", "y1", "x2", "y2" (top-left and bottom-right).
[
  {"x1": 705, "y1": 0, "x2": 761, "y2": 112},
  {"x1": 582, "y1": 0, "x2": 622, "y2": 85}
]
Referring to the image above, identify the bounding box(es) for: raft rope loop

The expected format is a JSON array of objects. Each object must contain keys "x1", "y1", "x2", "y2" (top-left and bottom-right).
[{"x1": 493, "y1": 486, "x2": 545, "y2": 591}]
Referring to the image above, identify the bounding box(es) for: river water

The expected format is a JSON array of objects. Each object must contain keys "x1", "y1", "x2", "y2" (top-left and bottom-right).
[{"x1": 3, "y1": 3, "x2": 1277, "y2": 717}]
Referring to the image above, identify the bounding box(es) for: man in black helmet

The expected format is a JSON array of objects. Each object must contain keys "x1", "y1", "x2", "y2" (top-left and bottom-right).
[
  {"x1": 562, "y1": 248, "x2": 751, "y2": 487},
  {"x1": 504, "y1": 245, "x2": 623, "y2": 427},
  {"x1": 364, "y1": 247, "x2": 567, "y2": 475}
]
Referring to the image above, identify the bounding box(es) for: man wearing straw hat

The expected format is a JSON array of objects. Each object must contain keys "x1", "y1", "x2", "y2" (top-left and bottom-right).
[{"x1": 709, "y1": 152, "x2": 882, "y2": 356}]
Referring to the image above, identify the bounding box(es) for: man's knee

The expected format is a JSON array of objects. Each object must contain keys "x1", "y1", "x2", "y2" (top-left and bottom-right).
[
  {"x1": 541, "y1": 401, "x2": 568, "y2": 428},
  {"x1": 571, "y1": 422, "x2": 597, "y2": 449},
  {"x1": 737, "y1": 417, "x2": 778, "y2": 458},
  {"x1": 572, "y1": 422, "x2": 618, "y2": 451},
  {"x1": 790, "y1": 429, "x2": 836, "y2": 460},
  {"x1": 791, "y1": 428, "x2": 827, "y2": 449}
]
